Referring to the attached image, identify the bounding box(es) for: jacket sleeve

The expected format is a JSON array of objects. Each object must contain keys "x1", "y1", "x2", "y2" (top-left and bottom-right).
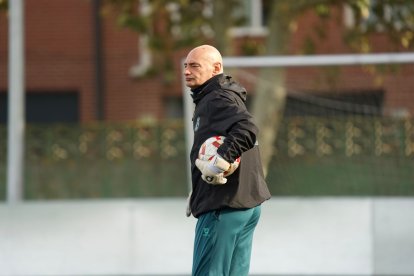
[{"x1": 208, "y1": 94, "x2": 258, "y2": 163}]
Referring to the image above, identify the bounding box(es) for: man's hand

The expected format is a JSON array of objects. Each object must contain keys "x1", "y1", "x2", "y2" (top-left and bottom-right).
[{"x1": 195, "y1": 155, "x2": 230, "y2": 185}]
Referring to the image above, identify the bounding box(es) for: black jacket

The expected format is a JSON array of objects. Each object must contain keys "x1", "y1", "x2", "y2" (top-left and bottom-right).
[{"x1": 189, "y1": 74, "x2": 271, "y2": 218}]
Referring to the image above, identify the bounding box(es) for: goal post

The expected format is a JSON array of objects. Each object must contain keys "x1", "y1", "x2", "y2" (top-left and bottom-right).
[{"x1": 182, "y1": 52, "x2": 414, "y2": 194}]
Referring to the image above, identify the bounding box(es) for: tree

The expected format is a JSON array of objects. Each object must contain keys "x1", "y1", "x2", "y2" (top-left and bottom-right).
[
  {"x1": 252, "y1": 0, "x2": 414, "y2": 174},
  {"x1": 103, "y1": 0, "x2": 243, "y2": 77},
  {"x1": 105, "y1": 0, "x2": 414, "y2": 174},
  {"x1": 0, "y1": 0, "x2": 7, "y2": 11}
]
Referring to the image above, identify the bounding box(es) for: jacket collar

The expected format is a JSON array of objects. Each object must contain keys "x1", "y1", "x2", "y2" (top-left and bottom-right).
[
  {"x1": 191, "y1": 74, "x2": 247, "y2": 104},
  {"x1": 190, "y1": 74, "x2": 222, "y2": 101}
]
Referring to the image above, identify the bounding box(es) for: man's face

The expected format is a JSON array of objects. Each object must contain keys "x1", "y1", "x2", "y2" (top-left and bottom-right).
[{"x1": 183, "y1": 50, "x2": 215, "y2": 89}]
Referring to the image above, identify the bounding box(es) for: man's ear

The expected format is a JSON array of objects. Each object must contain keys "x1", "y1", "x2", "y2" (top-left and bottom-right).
[{"x1": 213, "y1": 62, "x2": 222, "y2": 74}]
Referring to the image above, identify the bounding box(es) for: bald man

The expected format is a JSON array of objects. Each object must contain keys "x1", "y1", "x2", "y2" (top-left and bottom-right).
[{"x1": 184, "y1": 45, "x2": 271, "y2": 276}]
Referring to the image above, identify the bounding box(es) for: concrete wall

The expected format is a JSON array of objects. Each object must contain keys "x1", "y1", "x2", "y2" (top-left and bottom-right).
[{"x1": 1, "y1": 198, "x2": 413, "y2": 275}]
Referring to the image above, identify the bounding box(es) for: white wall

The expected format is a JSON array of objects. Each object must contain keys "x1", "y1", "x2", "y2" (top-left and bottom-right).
[{"x1": 0, "y1": 198, "x2": 413, "y2": 275}]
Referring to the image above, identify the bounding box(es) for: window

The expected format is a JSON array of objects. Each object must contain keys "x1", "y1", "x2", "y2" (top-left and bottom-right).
[
  {"x1": 0, "y1": 91, "x2": 79, "y2": 124},
  {"x1": 164, "y1": 97, "x2": 183, "y2": 119},
  {"x1": 230, "y1": 0, "x2": 268, "y2": 37},
  {"x1": 284, "y1": 90, "x2": 384, "y2": 117}
]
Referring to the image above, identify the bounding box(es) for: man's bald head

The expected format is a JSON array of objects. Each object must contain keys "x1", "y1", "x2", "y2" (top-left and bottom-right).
[
  {"x1": 184, "y1": 45, "x2": 223, "y2": 89},
  {"x1": 187, "y1": 45, "x2": 223, "y2": 71}
]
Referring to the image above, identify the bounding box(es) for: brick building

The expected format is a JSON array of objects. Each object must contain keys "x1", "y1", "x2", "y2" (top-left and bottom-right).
[
  {"x1": 0, "y1": 0, "x2": 413, "y2": 123},
  {"x1": 0, "y1": 0, "x2": 179, "y2": 123}
]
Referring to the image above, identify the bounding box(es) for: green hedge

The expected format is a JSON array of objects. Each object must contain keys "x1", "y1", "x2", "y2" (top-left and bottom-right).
[{"x1": 0, "y1": 117, "x2": 413, "y2": 200}]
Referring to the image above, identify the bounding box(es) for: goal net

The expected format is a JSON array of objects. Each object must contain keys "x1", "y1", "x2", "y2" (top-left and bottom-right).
[{"x1": 184, "y1": 53, "x2": 414, "y2": 196}]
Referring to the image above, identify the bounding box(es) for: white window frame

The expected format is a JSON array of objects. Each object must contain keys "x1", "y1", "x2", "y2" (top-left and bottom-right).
[{"x1": 229, "y1": 0, "x2": 268, "y2": 37}]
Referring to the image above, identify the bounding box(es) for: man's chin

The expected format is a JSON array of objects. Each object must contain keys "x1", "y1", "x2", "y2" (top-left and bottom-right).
[{"x1": 186, "y1": 82, "x2": 196, "y2": 89}]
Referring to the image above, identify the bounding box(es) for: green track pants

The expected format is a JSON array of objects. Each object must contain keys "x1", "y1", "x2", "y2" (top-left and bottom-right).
[{"x1": 192, "y1": 205, "x2": 261, "y2": 276}]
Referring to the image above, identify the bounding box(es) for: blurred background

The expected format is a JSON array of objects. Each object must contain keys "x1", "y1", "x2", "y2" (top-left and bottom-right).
[
  {"x1": 1, "y1": 0, "x2": 413, "y2": 200},
  {"x1": 0, "y1": 0, "x2": 413, "y2": 275}
]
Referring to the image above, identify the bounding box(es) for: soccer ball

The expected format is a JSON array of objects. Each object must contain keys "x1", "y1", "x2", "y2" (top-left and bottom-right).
[{"x1": 198, "y1": 136, "x2": 241, "y2": 177}]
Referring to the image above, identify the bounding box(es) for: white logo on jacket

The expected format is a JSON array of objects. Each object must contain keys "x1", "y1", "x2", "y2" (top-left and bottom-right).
[{"x1": 194, "y1": 117, "x2": 200, "y2": 132}]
